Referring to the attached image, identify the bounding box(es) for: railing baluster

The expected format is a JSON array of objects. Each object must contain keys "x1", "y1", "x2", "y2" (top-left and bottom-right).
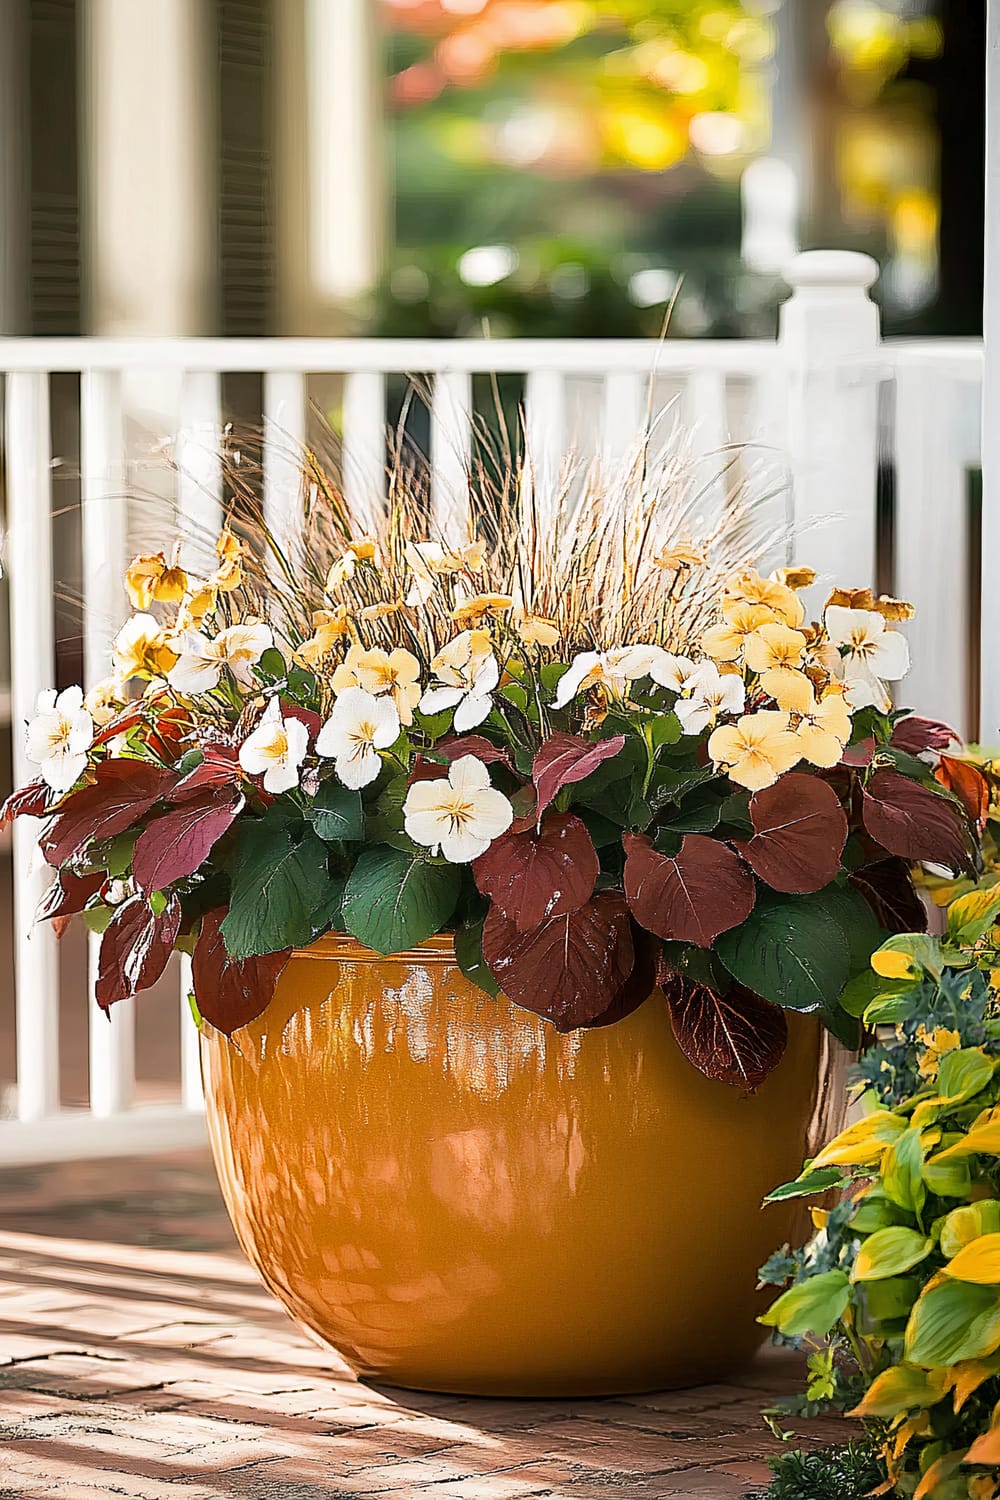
[
  {"x1": 263, "y1": 370, "x2": 308, "y2": 560},
  {"x1": 430, "y1": 369, "x2": 473, "y2": 546},
  {"x1": 524, "y1": 369, "x2": 565, "y2": 531},
  {"x1": 5, "y1": 371, "x2": 60, "y2": 1123},
  {"x1": 177, "y1": 369, "x2": 223, "y2": 571},
  {"x1": 81, "y1": 369, "x2": 135, "y2": 1117},
  {"x1": 894, "y1": 365, "x2": 969, "y2": 735},
  {"x1": 685, "y1": 370, "x2": 729, "y2": 527},
  {"x1": 602, "y1": 370, "x2": 646, "y2": 468},
  {"x1": 342, "y1": 370, "x2": 386, "y2": 531}
]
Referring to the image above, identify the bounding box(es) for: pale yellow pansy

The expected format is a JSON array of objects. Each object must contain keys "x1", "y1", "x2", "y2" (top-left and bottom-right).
[
  {"x1": 333, "y1": 645, "x2": 421, "y2": 726},
  {"x1": 723, "y1": 568, "x2": 805, "y2": 627},
  {"x1": 700, "y1": 601, "x2": 774, "y2": 663},
  {"x1": 125, "y1": 552, "x2": 188, "y2": 611},
  {"x1": 706, "y1": 710, "x2": 801, "y2": 791},
  {"x1": 113, "y1": 614, "x2": 179, "y2": 682}
]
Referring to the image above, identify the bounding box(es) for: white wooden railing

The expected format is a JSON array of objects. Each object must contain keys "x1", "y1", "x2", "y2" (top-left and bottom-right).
[{"x1": 0, "y1": 250, "x2": 987, "y2": 1163}]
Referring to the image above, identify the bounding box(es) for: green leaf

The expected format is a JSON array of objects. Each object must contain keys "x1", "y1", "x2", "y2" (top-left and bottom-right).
[
  {"x1": 221, "y1": 814, "x2": 331, "y2": 959},
  {"x1": 759, "y1": 1270, "x2": 851, "y2": 1338},
  {"x1": 106, "y1": 830, "x2": 139, "y2": 877},
  {"x1": 646, "y1": 764, "x2": 717, "y2": 814},
  {"x1": 853, "y1": 1226, "x2": 934, "y2": 1282},
  {"x1": 940, "y1": 1201, "x2": 1000, "y2": 1259},
  {"x1": 856, "y1": 1274, "x2": 920, "y2": 1333},
  {"x1": 81, "y1": 903, "x2": 114, "y2": 935},
  {"x1": 342, "y1": 846, "x2": 461, "y2": 956},
  {"x1": 305, "y1": 781, "x2": 364, "y2": 843},
  {"x1": 850, "y1": 1195, "x2": 915, "y2": 1234},
  {"x1": 762, "y1": 1165, "x2": 849, "y2": 1205},
  {"x1": 839, "y1": 968, "x2": 909, "y2": 1018},
  {"x1": 454, "y1": 919, "x2": 499, "y2": 998},
  {"x1": 883, "y1": 1127, "x2": 928, "y2": 1216},
  {"x1": 823, "y1": 881, "x2": 886, "y2": 975},
  {"x1": 715, "y1": 891, "x2": 850, "y2": 1012},
  {"x1": 922, "y1": 1156, "x2": 972, "y2": 1200},
  {"x1": 659, "y1": 790, "x2": 725, "y2": 834},
  {"x1": 649, "y1": 711, "x2": 681, "y2": 748},
  {"x1": 937, "y1": 1048, "x2": 996, "y2": 1106},
  {"x1": 905, "y1": 1278, "x2": 1000, "y2": 1367}
]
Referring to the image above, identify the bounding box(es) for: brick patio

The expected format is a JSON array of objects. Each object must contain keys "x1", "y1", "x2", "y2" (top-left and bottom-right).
[{"x1": 0, "y1": 1150, "x2": 854, "y2": 1499}]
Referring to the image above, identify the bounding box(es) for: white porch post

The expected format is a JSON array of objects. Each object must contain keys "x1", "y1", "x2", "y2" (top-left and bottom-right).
[{"x1": 981, "y1": 2, "x2": 1000, "y2": 741}]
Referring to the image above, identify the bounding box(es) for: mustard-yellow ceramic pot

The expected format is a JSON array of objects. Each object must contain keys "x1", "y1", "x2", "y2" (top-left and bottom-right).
[{"x1": 201, "y1": 932, "x2": 829, "y2": 1397}]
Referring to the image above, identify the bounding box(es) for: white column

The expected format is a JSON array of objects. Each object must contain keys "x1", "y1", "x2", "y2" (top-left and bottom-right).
[
  {"x1": 982, "y1": 1, "x2": 1000, "y2": 741},
  {"x1": 79, "y1": 0, "x2": 217, "y2": 337},
  {"x1": 778, "y1": 250, "x2": 881, "y2": 603}
]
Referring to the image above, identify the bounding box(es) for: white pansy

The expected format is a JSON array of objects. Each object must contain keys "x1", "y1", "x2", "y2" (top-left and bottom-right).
[
  {"x1": 168, "y1": 621, "x2": 273, "y2": 695},
  {"x1": 825, "y1": 605, "x2": 910, "y2": 712},
  {"x1": 552, "y1": 644, "x2": 663, "y2": 709},
  {"x1": 315, "y1": 686, "x2": 400, "y2": 790},
  {"x1": 419, "y1": 631, "x2": 499, "y2": 731},
  {"x1": 648, "y1": 651, "x2": 696, "y2": 693},
  {"x1": 403, "y1": 754, "x2": 514, "y2": 863},
  {"x1": 25, "y1": 685, "x2": 94, "y2": 793},
  {"x1": 238, "y1": 698, "x2": 309, "y2": 794},
  {"x1": 674, "y1": 660, "x2": 746, "y2": 735}
]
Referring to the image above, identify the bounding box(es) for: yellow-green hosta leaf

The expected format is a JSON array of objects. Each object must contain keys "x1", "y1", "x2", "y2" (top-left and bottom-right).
[
  {"x1": 944, "y1": 1232, "x2": 1000, "y2": 1284},
  {"x1": 949, "y1": 883, "x2": 1000, "y2": 945},
  {"x1": 758, "y1": 1270, "x2": 851, "y2": 1339},
  {"x1": 850, "y1": 1193, "x2": 915, "y2": 1235},
  {"x1": 921, "y1": 1155, "x2": 972, "y2": 1199},
  {"x1": 905, "y1": 1277, "x2": 1000, "y2": 1367},
  {"x1": 872, "y1": 933, "x2": 946, "y2": 981},
  {"x1": 811, "y1": 1110, "x2": 908, "y2": 1170},
  {"x1": 929, "y1": 1109, "x2": 1000, "y2": 1162},
  {"x1": 853, "y1": 1226, "x2": 935, "y2": 1283},
  {"x1": 884, "y1": 1127, "x2": 929, "y2": 1214},
  {"x1": 848, "y1": 1362, "x2": 949, "y2": 1418},
  {"x1": 935, "y1": 1047, "x2": 997, "y2": 1106},
  {"x1": 912, "y1": 1449, "x2": 969, "y2": 1500},
  {"x1": 949, "y1": 1351, "x2": 1000, "y2": 1411},
  {"x1": 940, "y1": 1201, "x2": 1000, "y2": 1260}
]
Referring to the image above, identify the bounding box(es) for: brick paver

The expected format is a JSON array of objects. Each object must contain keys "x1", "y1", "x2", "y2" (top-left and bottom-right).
[{"x1": 0, "y1": 1152, "x2": 853, "y2": 1499}]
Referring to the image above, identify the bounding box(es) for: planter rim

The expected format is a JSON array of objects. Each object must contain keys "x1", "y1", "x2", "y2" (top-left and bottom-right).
[{"x1": 294, "y1": 931, "x2": 457, "y2": 964}]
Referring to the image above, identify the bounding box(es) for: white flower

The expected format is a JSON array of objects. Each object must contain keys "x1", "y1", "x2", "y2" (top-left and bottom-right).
[
  {"x1": 825, "y1": 605, "x2": 910, "y2": 712},
  {"x1": 25, "y1": 685, "x2": 94, "y2": 793},
  {"x1": 419, "y1": 630, "x2": 499, "y2": 731},
  {"x1": 238, "y1": 699, "x2": 309, "y2": 794},
  {"x1": 674, "y1": 661, "x2": 746, "y2": 735},
  {"x1": 168, "y1": 622, "x2": 273, "y2": 695},
  {"x1": 648, "y1": 651, "x2": 696, "y2": 692},
  {"x1": 403, "y1": 754, "x2": 514, "y2": 863},
  {"x1": 551, "y1": 644, "x2": 663, "y2": 709},
  {"x1": 315, "y1": 686, "x2": 400, "y2": 790}
]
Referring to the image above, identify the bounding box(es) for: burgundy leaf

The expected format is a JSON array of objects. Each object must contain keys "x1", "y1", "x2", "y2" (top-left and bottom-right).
[
  {"x1": 192, "y1": 908, "x2": 291, "y2": 1035},
  {"x1": 169, "y1": 746, "x2": 242, "y2": 801},
  {"x1": 862, "y1": 769, "x2": 977, "y2": 877},
  {"x1": 37, "y1": 869, "x2": 105, "y2": 937},
  {"x1": 473, "y1": 812, "x2": 598, "y2": 930},
  {"x1": 42, "y1": 760, "x2": 177, "y2": 868},
  {"x1": 91, "y1": 702, "x2": 146, "y2": 747},
  {"x1": 849, "y1": 857, "x2": 928, "y2": 935},
  {"x1": 623, "y1": 831, "x2": 755, "y2": 946},
  {"x1": 935, "y1": 755, "x2": 990, "y2": 832},
  {"x1": 661, "y1": 971, "x2": 788, "y2": 1091},
  {"x1": 0, "y1": 778, "x2": 52, "y2": 827},
  {"x1": 132, "y1": 790, "x2": 244, "y2": 894},
  {"x1": 585, "y1": 924, "x2": 658, "y2": 1029},
  {"x1": 95, "y1": 893, "x2": 181, "y2": 1010},
  {"x1": 408, "y1": 756, "x2": 452, "y2": 786},
  {"x1": 532, "y1": 732, "x2": 626, "y2": 818},
  {"x1": 735, "y1": 773, "x2": 848, "y2": 894},
  {"x1": 841, "y1": 737, "x2": 875, "y2": 768},
  {"x1": 482, "y1": 892, "x2": 635, "y2": 1031},
  {"x1": 437, "y1": 735, "x2": 513, "y2": 768},
  {"x1": 281, "y1": 702, "x2": 322, "y2": 740},
  {"x1": 891, "y1": 715, "x2": 959, "y2": 755}
]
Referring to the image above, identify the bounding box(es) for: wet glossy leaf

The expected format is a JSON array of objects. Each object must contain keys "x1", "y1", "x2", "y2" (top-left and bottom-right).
[
  {"x1": 42, "y1": 760, "x2": 176, "y2": 868},
  {"x1": 192, "y1": 908, "x2": 291, "y2": 1035},
  {"x1": 584, "y1": 924, "x2": 657, "y2": 1029},
  {"x1": 482, "y1": 891, "x2": 635, "y2": 1031},
  {"x1": 532, "y1": 732, "x2": 626, "y2": 817},
  {"x1": 436, "y1": 735, "x2": 513, "y2": 768},
  {"x1": 304, "y1": 781, "x2": 364, "y2": 842},
  {"x1": 95, "y1": 892, "x2": 181, "y2": 1009},
  {"x1": 849, "y1": 856, "x2": 928, "y2": 935},
  {"x1": 891, "y1": 715, "x2": 959, "y2": 754},
  {"x1": 342, "y1": 845, "x2": 461, "y2": 956},
  {"x1": 37, "y1": 869, "x2": 105, "y2": 937},
  {"x1": 861, "y1": 769, "x2": 977, "y2": 877},
  {"x1": 0, "y1": 777, "x2": 52, "y2": 827},
  {"x1": 661, "y1": 970, "x2": 787, "y2": 1090},
  {"x1": 622, "y1": 831, "x2": 755, "y2": 946},
  {"x1": 221, "y1": 813, "x2": 333, "y2": 959},
  {"x1": 736, "y1": 774, "x2": 848, "y2": 894},
  {"x1": 132, "y1": 789, "x2": 244, "y2": 893},
  {"x1": 474, "y1": 812, "x2": 598, "y2": 931},
  {"x1": 715, "y1": 891, "x2": 850, "y2": 1013}
]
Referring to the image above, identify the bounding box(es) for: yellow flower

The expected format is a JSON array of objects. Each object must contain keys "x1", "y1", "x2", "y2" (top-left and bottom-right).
[
  {"x1": 450, "y1": 593, "x2": 514, "y2": 627},
  {"x1": 216, "y1": 528, "x2": 241, "y2": 564},
  {"x1": 743, "y1": 622, "x2": 808, "y2": 702},
  {"x1": 653, "y1": 542, "x2": 706, "y2": 571},
  {"x1": 825, "y1": 585, "x2": 914, "y2": 623},
  {"x1": 700, "y1": 601, "x2": 773, "y2": 662},
  {"x1": 325, "y1": 535, "x2": 381, "y2": 591},
  {"x1": 176, "y1": 583, "x2": 218, "y2": 629},
  {"x1": 404, "y1": 539, "x2": 484, "y2": 605},
  {"x1": 211, "y1": 529, "x2": 243, "y2": 592},
  {"x1": 794, "y1": 687, "x2": 852, "y2": 768},
  {"x1": 772, "y1": 565, "x2": 816, "y2": 591},
  {"x1": 916, "y1": 1025, "x2": 962, "y2": 1080},
  {"x1": 112, "y1": 614, "x2": 179, "y2": 682},
  {"x1": 513, "y1": 608, "x2": 559, "y2": 647},
  {"x1": 707, "y1": 710, "x2": 801, "y2": 791},
  {"x1": 84, "y1": 677, "x2": 125, "y2": 728},
  {"x1": 125, "y1": 552, "x2": 189, "y2": 610},
  {"x1": 723, "y1": 568, "x2": 805, "y2": 627},
  {"x1": 295, "y1": 607, "x2": 350, "y2": 668},
  {"x1": 359, "y1": 600, "x2": 405, "y2": 622},
  {"x1": 334, "y1": 646, "x2": 421, "y2": 726}
]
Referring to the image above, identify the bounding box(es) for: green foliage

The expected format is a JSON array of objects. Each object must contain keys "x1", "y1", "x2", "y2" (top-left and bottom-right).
[
  {"x1": 745, "y1": 1441, "x2": 884, "y2": 1500},
  {"x1": 220, "y1": 810, "x2": 333, "y2": 959},
  {"x1": 342, "y1": 846, "x2": 462, "y2": 956},
  {"x1": 757, "y1": 898, "x2": 1000, "y2": 1498}
]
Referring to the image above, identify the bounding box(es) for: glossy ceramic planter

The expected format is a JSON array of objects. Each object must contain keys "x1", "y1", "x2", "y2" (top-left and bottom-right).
[{"x1": 201, "y1": 933, "x2": 829, "y2": 1397}]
